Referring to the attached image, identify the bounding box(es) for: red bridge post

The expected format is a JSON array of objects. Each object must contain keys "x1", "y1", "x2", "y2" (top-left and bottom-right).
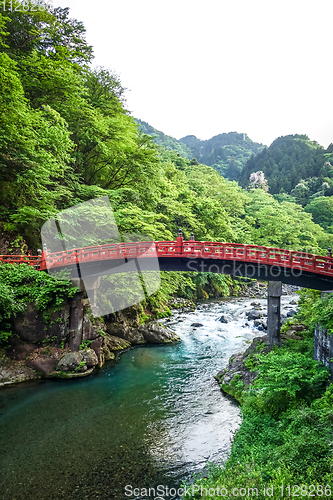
[{"x1": 176, "y1": 229, "x2": 183, "y2": 254}]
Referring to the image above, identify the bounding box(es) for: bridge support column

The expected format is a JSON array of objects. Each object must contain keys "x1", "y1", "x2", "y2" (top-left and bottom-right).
[
  {"x1": 267, "y1": 281, "x2": 282, "y2": 346},
  {"x1": 69, "y1": 283, "x2": 84, "y2": 352},
  {"x1": 82, "y1": 276, "x2": 101, "y2": 317},
  {"x1": 68, "y1": 278, "x2": 102, "y2": 351}
]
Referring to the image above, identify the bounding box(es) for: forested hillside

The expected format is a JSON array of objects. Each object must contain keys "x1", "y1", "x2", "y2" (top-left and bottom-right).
[
  {"x1": 240, "y1": 135, "x2": 333, "y2": 202},
  {"x1": 136, "y1": 120, "x2": 265, "y2": 180},
  {"x1": 179, "y1": 132, "x2": 265, "y2": 180},
  {"x1": 0, "y1": 8, "x2": 332, "y2": 286},
  {"x1": 135, "y1": 119, "x2": 193, "y2": 160}
]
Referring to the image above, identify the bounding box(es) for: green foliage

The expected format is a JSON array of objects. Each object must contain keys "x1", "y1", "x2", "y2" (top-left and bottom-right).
[
  {"x1": 310, "y1": 293, "x2": 333, "y2": 334},
  {"x1": 79, "y1": 340, "x2": 92, "y2": 350},
  {"x1": 0, "y1": 329, "x2": 13, "y2": 345},
  {"x1": 0, "y1": 263, "x2": 76, "y2": 334},
  {"x1": 74, "y1": 360, "x2": 86, "y2": 372},
  {"x1": 304, "y1": 195, "x2": 333, "y2": 231},
  {"x1": 246, "y1": 350, "x2": 329, "y2": 417},
  {"x1": 296, "y1": 288, "x2": 327, "y2": 331},
  {"x1": 240, "y1": 134, "x2": 333, "y2": 197},
  {"x1": 1, "y1": 8, "x2": 332, "y2": 263}
]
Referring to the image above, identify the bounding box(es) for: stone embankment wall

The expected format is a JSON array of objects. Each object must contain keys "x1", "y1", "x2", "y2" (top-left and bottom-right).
[
  {"x1": 314, "y1": 325, "x2": 333, "y2": 379},
  {"x1": 313, "y1": 290, "x2": 333, "y2": 380}
]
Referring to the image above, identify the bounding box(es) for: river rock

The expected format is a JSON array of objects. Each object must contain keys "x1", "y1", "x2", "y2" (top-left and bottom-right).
[
  {"x1": 106, "y1": 324, "x2": 146, "y2": 345},
  {"x1": 91, "y1": 337, "x2": 104, "y2": 367},
  {"x1": 281, "y1": 323, "x2": 306, "y2": 341},
  {"x1": 168, "y1": 298, "x2": 196, "y2": 312},
  {"x1": 102, "y1": 333, "x2": 130, "y2": 361},
  {"x1": 103, "y1": 333, "x2": 131, "y2": 351},
  {"x1": 57, "y1": 352, "x2": 83, "y2": 372},
  {"x1": 287, "y1": 309, "x2": 297, "y2": 317},
  {"x1": 254, "y1": 319, "x2": 267, "y2": 330},
  {"x1": 246, "y1": 309, "x2": 262, "y2": 320},
  {"x1": 217, "y1": 314, "x2": 231, "y2": 323},
  {"x1": 0, "y1": 349, "x2": 39, "y2": 387},
  {"x1": 191, "y1": 323, "x2": 204, "y2": 328},
  {"x1": 26, "y1": 356, "x2": 58, "y2": 374},
  {"x1": 81, "y1": 349, "x2": 99, "y2": 368},
  {"x1": 138, "y1": 322, "x2": 180, "y2": 343},
  {"x1": 290, "y1": 299, "x2": 298, "y2": 305}
]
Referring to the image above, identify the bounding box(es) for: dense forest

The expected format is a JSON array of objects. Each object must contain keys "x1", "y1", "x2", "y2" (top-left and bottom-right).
[
  {"x1": 1, "y1": 9, "x2": 332, "y2": 265},
  {"x1": 138, "y1": 121, "x2": 333, "y2": 233},
  {"x1": 240, "y1": 134, "x2": 333, "y2": 199}
]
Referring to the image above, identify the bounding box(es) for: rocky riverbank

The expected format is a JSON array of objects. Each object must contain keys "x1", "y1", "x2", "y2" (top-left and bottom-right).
[
  {"x1": 215, "y1": 322, "x2": 306, "y2": 402},
  {"x1": 0, "y1": 299, "x2": 185, "y2": 388},
  {"x1": 237, "y1": 280, "x2": 300, "y2": 299},
  {"x1": 0, "y1": 281, "x2": 298, "y2": 388}
]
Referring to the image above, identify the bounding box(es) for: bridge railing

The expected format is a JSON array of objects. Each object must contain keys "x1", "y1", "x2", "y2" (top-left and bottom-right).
[
  {"x1": 0, "y1": 255, "x2": 41, "y2": 268},
  {"x1": 2, "y1": 241, "x2": 333, "y2": 277},
  {"x1": 43, "y1": 241, "x2": 159, "y2": 270}
]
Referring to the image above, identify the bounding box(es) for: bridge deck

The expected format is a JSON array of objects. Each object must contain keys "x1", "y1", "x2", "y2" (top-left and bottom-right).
[{"x1": 1, "y1": 240, "x2": 333, "y2": 289}]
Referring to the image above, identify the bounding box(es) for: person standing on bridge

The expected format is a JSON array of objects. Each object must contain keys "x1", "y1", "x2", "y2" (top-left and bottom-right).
[{"x1": 328, "y1": 248, "x2": 332, "y2": 258}]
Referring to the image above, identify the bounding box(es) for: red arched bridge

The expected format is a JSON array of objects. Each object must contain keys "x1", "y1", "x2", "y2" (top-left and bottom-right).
[{"x1": 1, "y1": 236, "x2": 333, "y2": 290}]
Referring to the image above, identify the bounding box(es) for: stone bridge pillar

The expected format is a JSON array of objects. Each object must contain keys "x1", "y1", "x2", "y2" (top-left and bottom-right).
[
  {"x1": 69, "y1": 277, "x2": 101, "y2": 351},
  {"x1": 267, "y1": 281, "x2": 282, "y2": 346}
]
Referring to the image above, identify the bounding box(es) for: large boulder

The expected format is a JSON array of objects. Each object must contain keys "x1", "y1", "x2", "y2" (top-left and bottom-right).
[
  {"x1": 25, "y1": 347, "x2": 67, "y2": 375},
  {"x1": 103, "y1": 333, "x2": 130, "y2": 352},
  {"x1": 26, "y1": 356, "x2": 58, "y2": 374},
  {"x1": 81, "y1": 349, "x2": 99, "y2": 368},
  {"x1": 246, "y1": 309, "x2": 263, "y2": 321},
  {"x1": 138, "y1": 322, "x2": 180, "y2": 343},
  {"x1": 57, "y1": 352, "x2": 84, "y2": 372},
  {"x1": 106, "y1": 323, "x2": 146, "y2": 345},
  {"x1": 217, "y1": 314, "x2": 231, "y2": 323}
]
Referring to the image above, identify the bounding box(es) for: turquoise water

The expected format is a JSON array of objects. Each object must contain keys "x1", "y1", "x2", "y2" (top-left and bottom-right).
[{"x1": 0, "y1": 297, "x2": 291, "y2": 500}]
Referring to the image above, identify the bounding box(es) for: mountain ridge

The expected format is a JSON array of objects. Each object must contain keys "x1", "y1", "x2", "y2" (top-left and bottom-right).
[{"x1": 136, "y1": 119, "x2": 265, "y2": 180}]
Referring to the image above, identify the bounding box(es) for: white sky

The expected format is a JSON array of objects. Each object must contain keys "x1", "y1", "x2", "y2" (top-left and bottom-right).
[{"x1": 54, "y1": 0, "x2": 333, "y2": 148}]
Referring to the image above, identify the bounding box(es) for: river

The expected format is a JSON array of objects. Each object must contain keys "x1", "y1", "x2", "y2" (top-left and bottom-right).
[{"x1": 0, "y1": 294, "x2": 296, "y2": 500}]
